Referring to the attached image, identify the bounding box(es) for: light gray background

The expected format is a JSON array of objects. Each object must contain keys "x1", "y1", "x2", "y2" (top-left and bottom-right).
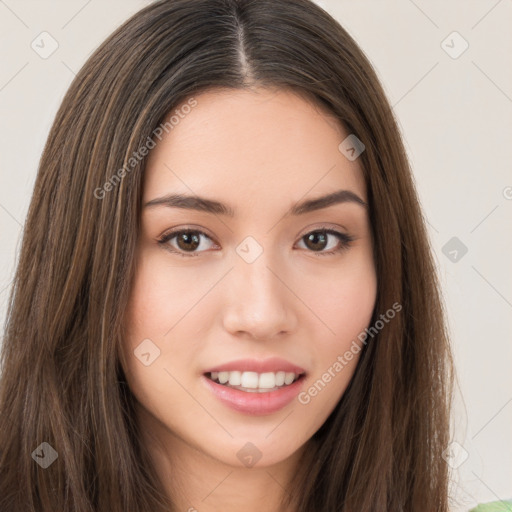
[{"x1": 0, "y1": 1, "x2": 511, "y2": 510}]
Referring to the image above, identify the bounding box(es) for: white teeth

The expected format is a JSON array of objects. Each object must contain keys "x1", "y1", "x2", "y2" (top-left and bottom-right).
[
  {"x1": 275, "y1": 371, "x2": 285, "y2": 386},
  {"x1": 258, "y1": 372, "x2": 275, "y2": 389},
  {"x1": 207, "y1": 370, "x2": 301, "y2": 390},
  {"x1": 284, "y1": 372, "x2": 295, "y2": 385},
  {"x1": 228, "y1": 371, "x2": 241, "y2": 386},
  {"x1": 241, "y1": 371, "x2": 259, "y2": 388},
  {"x1": 218, "y1": 371, "x2": 229, "y2": 384}
]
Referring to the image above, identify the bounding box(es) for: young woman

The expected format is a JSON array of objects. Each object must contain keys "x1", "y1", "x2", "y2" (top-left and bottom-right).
[{"x1": 0, "y1": 0, "x2": 476, "y2": 510}]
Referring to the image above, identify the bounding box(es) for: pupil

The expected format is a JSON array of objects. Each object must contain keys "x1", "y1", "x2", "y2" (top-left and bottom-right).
[
  {"x1": 178, "y1": 232, "x2": 200, "y2": 251},
  {"x1": 306, "y1": 231, "x2": 327, "y2": 251}
]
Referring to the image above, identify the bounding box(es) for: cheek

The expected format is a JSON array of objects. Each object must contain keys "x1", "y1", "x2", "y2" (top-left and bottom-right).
[
  {"x1": 124, "y1": 254, "x2": 199, "y2": 339},
  {"x1": 121, "y1": 253, "x2": 212, "y2": 387},
  {"x1": 300, "y1": 249, "x2": 377, "y2": 343},
  {"x1": 121, "y1": 259, "x2": 173, "y2": 379},
  {"x1": 120, "y1": 266, "x2": 194, "y2": 418},
  {"x1": 296, "y1": 253, "x2": 376, "y2": 409}
]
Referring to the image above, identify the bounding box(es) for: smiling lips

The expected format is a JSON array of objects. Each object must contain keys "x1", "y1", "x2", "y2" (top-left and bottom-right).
[
  {"x1": 204, "y1": 356, "x2": 306, "y2": 375},
  {"x1": 202, "y1": 357, "x2": 307, "y2": 414},
  {"x1": 207, "y1": 370, "x2": 301, "y2": 391},
  {"x1": 204, "y1": 356, "x2": 306, "y2": 391}
]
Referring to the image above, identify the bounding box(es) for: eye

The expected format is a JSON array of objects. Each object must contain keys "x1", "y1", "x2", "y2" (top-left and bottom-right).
[
  {"x1": 157, "y1": 228, "x2": 218, "y2": 257},
  {"x1": 296, "y1": 228, "x2": 354, "y2": 256},
  {"x1": 157, "y1": 226, "x2": 355, "y2": 258}
]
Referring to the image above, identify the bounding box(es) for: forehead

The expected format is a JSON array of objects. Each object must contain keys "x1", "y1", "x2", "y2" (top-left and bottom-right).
[{"x1": 143, "y1": 87, "x2": 367, "y2": 214}]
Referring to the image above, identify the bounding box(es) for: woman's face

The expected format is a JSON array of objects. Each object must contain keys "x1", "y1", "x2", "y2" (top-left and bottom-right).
[{"x1": 121, "y1": 87, "x2": 377, "y2": 470}]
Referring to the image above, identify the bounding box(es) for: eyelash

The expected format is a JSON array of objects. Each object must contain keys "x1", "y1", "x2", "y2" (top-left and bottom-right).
[{"x1": 157, "y1": 226, "x2": 355, "y2": 258}]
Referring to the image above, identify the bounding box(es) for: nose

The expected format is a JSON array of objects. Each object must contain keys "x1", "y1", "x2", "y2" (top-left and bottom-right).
[{"x1": 221, "y1": 251, "x2": 298, "y2": 341}]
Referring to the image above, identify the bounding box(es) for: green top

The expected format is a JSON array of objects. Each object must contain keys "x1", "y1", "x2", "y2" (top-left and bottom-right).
[{"x1": 469, "y1": 500, "x2": 512, "y2": 511}]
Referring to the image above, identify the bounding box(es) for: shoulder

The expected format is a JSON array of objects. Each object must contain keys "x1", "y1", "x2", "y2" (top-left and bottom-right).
[{"x1": 469, "y1": 500, "x2": 512, "y2": 511}]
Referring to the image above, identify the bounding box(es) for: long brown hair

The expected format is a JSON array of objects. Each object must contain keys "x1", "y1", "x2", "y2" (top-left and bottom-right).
[{"x1": 0, "y1": 0, "x2": 455, "y2": 510}]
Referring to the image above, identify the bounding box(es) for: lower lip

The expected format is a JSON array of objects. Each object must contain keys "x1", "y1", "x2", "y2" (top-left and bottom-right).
[{"x1": 201, "y1": 374, "x2": 306, "y2": 415}]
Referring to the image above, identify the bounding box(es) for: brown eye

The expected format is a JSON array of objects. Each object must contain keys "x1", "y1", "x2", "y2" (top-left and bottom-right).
[
  {"x1": 297, "y1": 229, "x2": 354, "y2": 256},
  {"x1": 175, "y1": 232, "x2": 201, "y2": 251},
  {"x1": 158, "y1": 229, "x2": 217, "y2": 257},
  {"x1": 303, "y1": 231, "x2": 329, "y2": 251}
]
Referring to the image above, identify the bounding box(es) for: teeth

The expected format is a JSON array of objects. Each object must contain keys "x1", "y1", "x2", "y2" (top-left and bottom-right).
[
  {"x1": 284, "y1": 372, "x2": 295, "y2": 385},
  {"x1": 258, "y1": 372, "x2": 275, "y2": 388},
  {"x1": 275, "y1": 371, "x2": 285, "y2": 386},
  {"x1": 217, "y1": 371, "x2": 229, "y2": 384},
  {"x1": 228, "y1": 371, "x2": 241, "y2": 386},
  {"x1": 208, "y1": 370, "x2": 301, "y2": 390},
  {"x1": 241, "y1": 371, "x2": 259, "y2": 388}
]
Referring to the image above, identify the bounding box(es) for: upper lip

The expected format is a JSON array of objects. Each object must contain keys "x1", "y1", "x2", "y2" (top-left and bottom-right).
[{"x1": 204, "y1": 357, "x2": 306, "y2": 375}]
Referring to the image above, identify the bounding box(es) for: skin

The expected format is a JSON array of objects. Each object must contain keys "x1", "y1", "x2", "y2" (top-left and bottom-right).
[{"x1": 121, "y1": 87, "x2": 377, "y2": 512}]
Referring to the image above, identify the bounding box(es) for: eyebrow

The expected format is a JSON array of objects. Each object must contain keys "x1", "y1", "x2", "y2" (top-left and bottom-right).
[{"x1": 144, "y1": 189, "x2": 368, "y2": 217}]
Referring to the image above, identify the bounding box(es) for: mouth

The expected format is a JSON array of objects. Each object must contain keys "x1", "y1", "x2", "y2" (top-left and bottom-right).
[{"x1": 204, "y1": 370, "x2": 306, "y2": 393}]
